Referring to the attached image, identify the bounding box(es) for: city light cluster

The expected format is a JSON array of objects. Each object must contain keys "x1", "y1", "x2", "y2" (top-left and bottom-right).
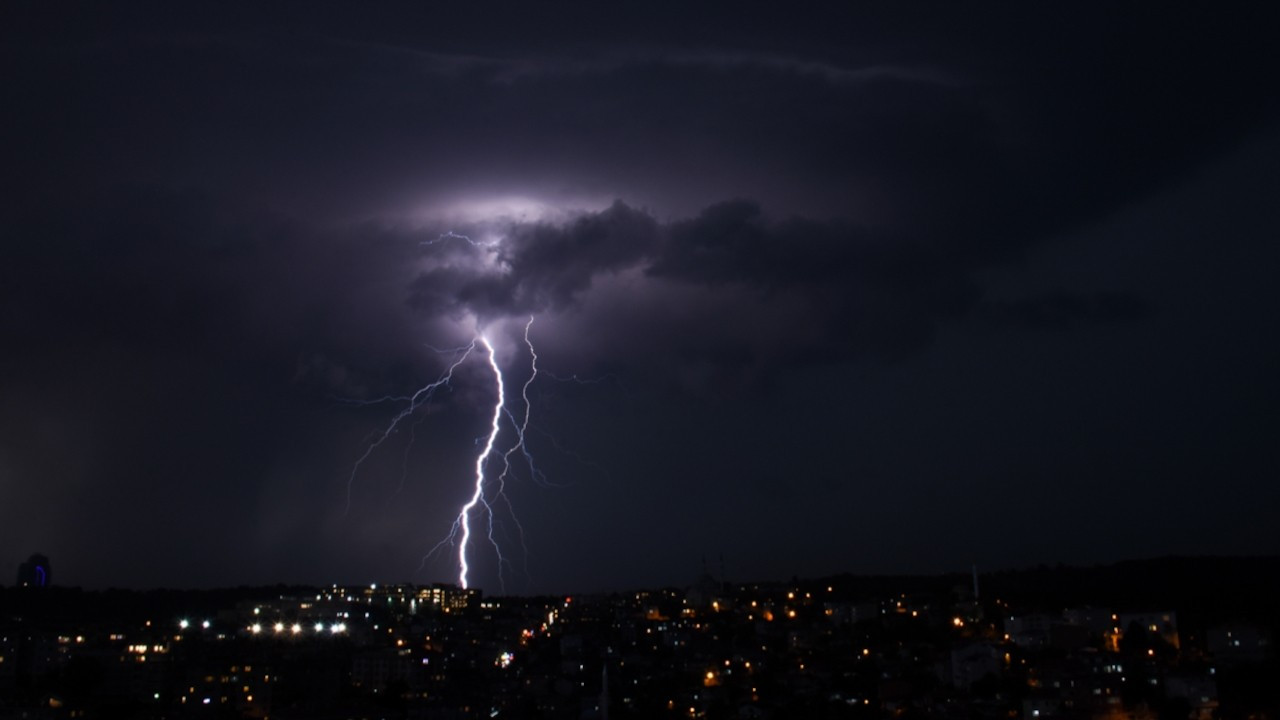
[{"x1": 246, "y1": 621, "x2": 346, "y2": 636}]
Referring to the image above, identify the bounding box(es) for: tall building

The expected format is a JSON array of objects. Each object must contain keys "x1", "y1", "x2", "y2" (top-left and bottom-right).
[{"x1": 16, "y1": 553, "x2": 51, "y2": 588}]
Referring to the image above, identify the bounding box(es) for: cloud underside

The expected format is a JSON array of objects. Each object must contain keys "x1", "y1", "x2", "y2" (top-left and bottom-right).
[{"x1": 401, "y1": 198, "x2": 1150, "y2": 389}]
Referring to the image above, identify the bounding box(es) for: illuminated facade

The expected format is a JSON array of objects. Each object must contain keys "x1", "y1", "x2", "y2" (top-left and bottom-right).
[{"x1": 416, "y1": 583, "x2": 479, "y2": 612}]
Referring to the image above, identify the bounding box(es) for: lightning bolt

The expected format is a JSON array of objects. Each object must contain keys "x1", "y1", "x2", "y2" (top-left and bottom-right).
[
  {"x1": 416, "y1": 317, "x2": 543, "y2": 590},
  {"x1": 348, "y1": 228, "x2": 555, "y2": 589},
  {"x1": 454, "y1": 333, "x2": 505, "y2": 590}
]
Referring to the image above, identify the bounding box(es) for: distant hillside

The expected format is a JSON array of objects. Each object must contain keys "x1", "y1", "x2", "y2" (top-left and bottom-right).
[{"x1": 982, "y1": 556, "x2": 1280, "y2": 620}]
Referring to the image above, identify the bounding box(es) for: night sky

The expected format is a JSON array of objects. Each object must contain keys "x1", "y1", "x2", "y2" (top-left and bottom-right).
[{"x1": 3, "y1": 4, "x2": 1278, "y2": 594}]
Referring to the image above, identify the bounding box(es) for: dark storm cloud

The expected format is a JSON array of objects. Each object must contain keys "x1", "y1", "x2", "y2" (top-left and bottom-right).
[
  {"x1": 980, "y1": 291, "x2": 1150, "y2": 332},
  {"x1": 404, "y1": 199, "x2": 983, "y2": 375},
  {"x1": 345, "y1": 41, "x2": 956, "y2": 89},
  {"x1": 0, "y1": 188, "x2": 440, "y2": 586},
  {"x1": 407, "y1": 202, "x2": 662, "y2": 322},
  {"x1": 9, "y1": 4, "x2": 1274, "y2": 227},
  {"x1": 1, "y1": 2, "x2": 1277, "y2": 589}
]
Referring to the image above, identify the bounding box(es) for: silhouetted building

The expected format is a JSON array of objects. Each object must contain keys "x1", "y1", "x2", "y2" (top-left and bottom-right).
[
  {"x1": 1120, "y1": 611, "x2": 1180, "y2": 650},
  {"x1": 16, "y1": 553, "x2": 51, "y2": 587}
]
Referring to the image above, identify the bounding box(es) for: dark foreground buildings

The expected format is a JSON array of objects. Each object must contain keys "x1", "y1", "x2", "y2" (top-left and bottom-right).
[{"x1": 0, "y1": 558, "x2": 1276, "y2": 719}]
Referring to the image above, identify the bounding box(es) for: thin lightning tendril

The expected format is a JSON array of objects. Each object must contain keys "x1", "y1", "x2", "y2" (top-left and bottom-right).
[
  {"x1": 500, "y1": 318, "x2": 545, "y2": 486},
  {"x1": 345, "y1": 341, "x2": 476, "y2": 514},
  {"x1": 421, "y1": 231, "x2": 496, "y2": 249}
]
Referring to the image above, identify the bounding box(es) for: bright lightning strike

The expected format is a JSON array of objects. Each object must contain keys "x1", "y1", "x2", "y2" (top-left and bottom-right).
[
  {"x1": 433, "y1": 318, "x2": 543, "y2": 590},
  {"x1": 348, "y1": 312, "x2": 545, "y2": 590},
  {"x1": 455, "y1": 334, "x2": 505, "y2": 589}
]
